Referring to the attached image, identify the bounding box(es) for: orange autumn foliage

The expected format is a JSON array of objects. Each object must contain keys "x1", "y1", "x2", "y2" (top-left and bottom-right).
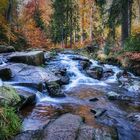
[{"x1": 19, "y1": 0, "x2": 52, "y2": 48}]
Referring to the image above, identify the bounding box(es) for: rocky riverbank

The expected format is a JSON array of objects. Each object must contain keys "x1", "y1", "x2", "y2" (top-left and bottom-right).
[{"x1": 0, "y1": 48, "x2": 140, "y2": 140}]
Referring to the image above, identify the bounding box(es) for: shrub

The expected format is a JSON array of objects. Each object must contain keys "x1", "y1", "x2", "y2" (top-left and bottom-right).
[
  {"x1": 0, "y1": 107, "x2": 21, "y2": 140},
  {"x1": 124, "y1": 34, "x2": 140, "y2": 52}
]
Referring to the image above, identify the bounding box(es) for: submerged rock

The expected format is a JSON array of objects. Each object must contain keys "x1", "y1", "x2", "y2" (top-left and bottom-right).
[
  {"x1": 86, "y1": 66, "x2": 103, "y2": 80},
  {"x1": 0, "y1": 67, "x2": 12, "y2": 80},
  {"x1": 8, "y1": 51, "x2": 45, "y2": 66}
]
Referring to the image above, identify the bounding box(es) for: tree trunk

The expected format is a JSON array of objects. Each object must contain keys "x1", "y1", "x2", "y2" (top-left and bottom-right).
[
  {"x1": 121, "y1": 0, "x2": 129, "y2": 46},
  {"x1": 6, "y1": 0, "x2": 13, "y2": 45}
]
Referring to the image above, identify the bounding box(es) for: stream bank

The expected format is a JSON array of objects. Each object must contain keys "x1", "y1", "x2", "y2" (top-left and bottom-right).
[{"x1": 0, "y1": 49, "x2": 140, "y2": 140}]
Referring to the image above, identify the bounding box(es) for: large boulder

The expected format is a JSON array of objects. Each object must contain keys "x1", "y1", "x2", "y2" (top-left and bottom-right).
[
  {"x1": 8, "y1": 51, "x2": 45, "y2": 66},
  {"x1": 0, "y1": 85, "x2": 21, "y2": 106},
  {"x1": 77, "y1": 124, "x2": 117, "y2": 140},
  {"x1": 0, "y1": 45, "x2": 15, "y2": 53},
  {"x1": 14, "y1": 113, "x2": 117, "y2": 140},
  {"x1": 0, "y1": 67, "x2": 12, "y2": 80},
  {"x1": 4, "y1": 63, "x2": 63, "y2": 97},
  {"x1": 42, "y1": 114, "x2": 82, "y2": 140},
  {"x1": 5, "y1": 63, "x2": 60, "y2": 85},
  {"x1": 86, "y1": 66, "x2": 103, "y2": 80}
]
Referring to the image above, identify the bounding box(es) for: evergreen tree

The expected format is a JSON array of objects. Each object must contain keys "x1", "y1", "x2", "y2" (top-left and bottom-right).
[{"x1": 50, "y1": 0, "x2": 79, "y2": 47}]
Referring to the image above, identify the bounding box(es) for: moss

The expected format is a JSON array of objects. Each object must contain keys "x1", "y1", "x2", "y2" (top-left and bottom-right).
[
  {"x1": 0, "y1": 107, "x2": 21, "y2": 140},
  {"x1": 0, "y1": 85, "x2": 21, "y2": 106}
]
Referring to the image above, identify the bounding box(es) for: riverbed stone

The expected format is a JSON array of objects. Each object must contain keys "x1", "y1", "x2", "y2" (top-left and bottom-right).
[
  {"x1": 103, "y1": 68, "x2": 114, "y2": 79},
  {"x1": 42, "y1": 113, "x2": 83, "y2": 140},
  {"x1": 0, "y1": 67, "x2": 12, "y2": 80},
  {"x1": 47, "y1": 81, "x2": 65, "y2": 97},
  {"x1": 8, "y1": 51, "x2": 45, "y2": 66},
  {"x1": 16, "y1": 89, "x2": 36, "y2": 109},
  {"x1": 91, "y1": 108, "x2": 107, "y2": 118},
  {"x1": 79, "y1": 60, "x2": 92, "y2": 70},
  {"x1": 86, "y1": 66, "x2": 103, "y2": 80}
]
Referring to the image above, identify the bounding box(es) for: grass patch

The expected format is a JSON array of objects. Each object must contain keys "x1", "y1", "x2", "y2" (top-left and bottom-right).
[{"x1": 0, "y1": 106, "x2": 21, "y2": 140}]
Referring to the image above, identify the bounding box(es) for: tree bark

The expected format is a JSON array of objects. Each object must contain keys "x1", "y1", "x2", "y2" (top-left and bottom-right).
[{"x1": 121, "y1": 0, "x2": 129, "y2": 46}]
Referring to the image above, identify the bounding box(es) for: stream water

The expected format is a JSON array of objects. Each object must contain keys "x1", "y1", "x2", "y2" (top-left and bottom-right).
[{"x1": 1, "y1": 52, "x2": 140, "y2": 140}]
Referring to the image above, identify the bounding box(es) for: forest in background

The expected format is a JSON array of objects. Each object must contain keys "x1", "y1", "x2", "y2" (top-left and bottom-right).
[
  {"x1": 0, "y1": 1, "x2": 140, "y2": 139},
  {"x1": 0, "y1": 0, "x2": 140, "y2": 52}
]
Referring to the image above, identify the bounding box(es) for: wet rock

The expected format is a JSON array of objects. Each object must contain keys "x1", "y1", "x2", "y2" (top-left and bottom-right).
[
  {"x1": 78, "y1": 124, "x2": 117, "y2": 140},
  {"x1": 89, "y1": 97, "x2": 99, "y2": 102},
  {"x1": 86, "y1": 66, "x2": 103, "y2": 80},
  {"x1": 79, "y1": 60, "x2": 92, "y2": 70},
  {"x1": 77, "y1": 124, "x2": 117, "y2": 140},
  {"x1": 44, "y1": 52, "x2": 54, "y2": 62},
  {"x1": 103, "y1": 69, "x2": 114, "y2": 79},
  {"x1": 13, "y1": 130, "x2": 43, "y2": 140},
  {"x1": 0, "y1": 45, "x2": 15, "y2": 53},
  {"x1": 47, "y1": 81, "x2": 65, "y2": 97},
  {"x1": 127, "y1": 113, "x2": 140, "y2": 122},
  {"x1": 72, "y1": 56, "x2": 89, "y2": 61},
  {"x1": 77, "y1": 124, "x2": 95, "y2": 140},
  {"x1": 16, "y1": 89, "x2": 36, "y2": 109},
  {"x1": 5, "y1": 63, "x2": 60, "y2": 89},
  {"x1": 0, "y1": 85, "x2": 21, "y2": 106},
  {"x1": 54, "y1": 68, "x2": 70, "y2": 85},
  {"x1": 93, "y1": 127, "x2": 117, "y2": 140},
  {"x1": 8, "y1": 51, "x2": 45, "y2": 66},
  {"x1": 0, "y1": 67, "x2": 12, "y2": 80},
  {"x1": 90, "y1": 108, "x2": 107, "y2": 118},
  {"x1": 42, "y1": 113, "x2": 82, "y2": 140},
  {"x1": 116, "y1": 70, "x2": 132, "y2": 84},
  {"x1": 59, "y1": 75, "x2": 70, "y2": 85},
  {"x1": 106, "y1": 91, "x2": 120, "y2": 100}
]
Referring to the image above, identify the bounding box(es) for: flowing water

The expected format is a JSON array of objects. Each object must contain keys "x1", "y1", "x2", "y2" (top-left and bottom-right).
[{"x1": 1, "y1": 52, "x2": 140, "y2": 139}]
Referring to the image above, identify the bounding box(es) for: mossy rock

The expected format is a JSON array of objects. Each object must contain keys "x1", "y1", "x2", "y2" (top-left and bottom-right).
[{"x1": 0, "y1": 85, "x2": 21, "y2": 107}]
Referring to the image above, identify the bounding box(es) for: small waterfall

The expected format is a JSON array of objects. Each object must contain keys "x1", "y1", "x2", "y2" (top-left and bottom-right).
[
  {"x1": 0, "y1": 79, "x2": 3, "y2": 86},
  {"x1": 0, "y1": 57, "x2": 7, "y2": 66},
  {"x1": 59, "y1": 54, "x2": 107, "y2": 91},
  {"x1": 58, "y1": 53, "x2": 140, "y2": 93}
]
